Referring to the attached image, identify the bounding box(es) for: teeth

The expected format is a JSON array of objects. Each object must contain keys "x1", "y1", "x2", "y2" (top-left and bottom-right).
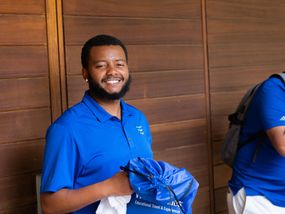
[{"x1": 106, "y1": 79, "x2": 120, "y2": 84}]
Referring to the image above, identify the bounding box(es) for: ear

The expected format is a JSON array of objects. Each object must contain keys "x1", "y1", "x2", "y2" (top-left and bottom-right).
[{"x1": 82, "y1": 68, "x2": 89, "y2": 81}]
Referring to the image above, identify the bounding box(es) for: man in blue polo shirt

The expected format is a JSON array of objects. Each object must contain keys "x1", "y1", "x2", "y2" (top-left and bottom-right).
[
  {"x1": 40, "y1": 35, "x2": 153, "y2": 213},
  {"x1": 227, "y1": 74, "x2": 285, "y2": 213}
]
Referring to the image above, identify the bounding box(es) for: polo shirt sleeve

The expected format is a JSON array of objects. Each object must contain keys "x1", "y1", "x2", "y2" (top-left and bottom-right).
[
  {"x1": 40, "y1": 123, "x2": 78, "y2": 193},
  {"x1": 256, "y1": 78, "x2": 285, "y2": 130}
]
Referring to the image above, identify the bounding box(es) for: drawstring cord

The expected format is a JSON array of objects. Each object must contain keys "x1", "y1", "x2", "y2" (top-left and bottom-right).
[
  {"x1": 121, "y1": 166, "x2": 187, "y2": 214},
  {"x1": 166, "y1": 185, "x2": 186, "y2": 214}
]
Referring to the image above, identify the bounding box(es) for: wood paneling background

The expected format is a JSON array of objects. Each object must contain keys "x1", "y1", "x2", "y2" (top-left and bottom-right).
[
  {"x1": 0, "y1": 0, "x2": 285, "y2": 213},
  {"x1": 0, "y1": 0, "x2": 49, "y2": 213}
]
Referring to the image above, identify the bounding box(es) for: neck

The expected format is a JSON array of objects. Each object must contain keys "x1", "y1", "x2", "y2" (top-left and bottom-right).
[{"x1": 90, "y1": 93, "x2": 122, "y2": 119}]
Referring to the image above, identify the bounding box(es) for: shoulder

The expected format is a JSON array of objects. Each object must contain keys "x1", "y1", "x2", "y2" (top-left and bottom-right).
[
  {"x1": 255, "y1": 75, "x2": 285, "y2": 101},
  {"x1": 262, "y1": 75, "x2": 285, "y2": 91},
  {"x1": 49, "y1": 101, "x2": 87, "y2": 130}
]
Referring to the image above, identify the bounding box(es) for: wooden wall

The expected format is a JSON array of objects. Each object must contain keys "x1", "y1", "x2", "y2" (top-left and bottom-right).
[
  {"x1": 1, "y1": 0, "x2": 285, "y2": 213},
  {"x1": 0, "y1": 0, "x2": 49, "y2": 213}
]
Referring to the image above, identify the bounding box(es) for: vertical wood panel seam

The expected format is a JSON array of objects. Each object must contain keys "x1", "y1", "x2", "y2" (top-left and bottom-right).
[
  {"x1": 201, "y1": 0, "x2": 215, "y2": 213},
  {"x1": 56, "y1": 0, "x2": 67, "y2": 111},
  {"x1": 45, "y1": 0, "x2": 63, "y2": 121}
]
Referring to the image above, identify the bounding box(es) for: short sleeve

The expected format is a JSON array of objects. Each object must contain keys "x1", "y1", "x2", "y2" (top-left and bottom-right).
[
  {"x1": 40, "y1": 123, "x2": 78, "y2": 193},
  {"x1": 256, "y1": 78, "x2": 285, "y2": 130}
]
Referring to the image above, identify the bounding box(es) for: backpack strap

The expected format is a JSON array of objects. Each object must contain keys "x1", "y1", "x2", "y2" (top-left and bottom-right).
[{"x1": 228, "y1": 82, "x2": 262, "y2": 126}]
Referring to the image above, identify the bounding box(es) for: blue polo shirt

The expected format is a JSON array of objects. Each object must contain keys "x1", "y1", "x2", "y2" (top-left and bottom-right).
[
  {"x1": 229, "y1": 76, "x2": 285, "y2": 207},
  {"x1": 40, "y1": 91, "x2": 153, "y2": 213}
]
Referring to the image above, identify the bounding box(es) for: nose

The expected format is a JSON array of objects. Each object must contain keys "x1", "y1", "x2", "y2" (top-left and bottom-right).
[{"x1": 106, "y1": 63, "x2": 117, "y2": 75}]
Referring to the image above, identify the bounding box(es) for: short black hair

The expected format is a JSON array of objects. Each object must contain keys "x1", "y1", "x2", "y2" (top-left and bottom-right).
[{"x1": 81, "y1": 34, "x2": 128, "y2": 69}]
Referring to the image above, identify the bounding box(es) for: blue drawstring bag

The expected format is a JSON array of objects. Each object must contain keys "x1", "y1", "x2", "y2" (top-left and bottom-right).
[{"x1": 121, "y1": 157, "x2": 199, "y2": 214}]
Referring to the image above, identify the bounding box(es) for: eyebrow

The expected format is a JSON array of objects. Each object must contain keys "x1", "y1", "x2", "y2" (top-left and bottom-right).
[{"x1": 93, "y1": 59, "x2": 126, "y2": 63}]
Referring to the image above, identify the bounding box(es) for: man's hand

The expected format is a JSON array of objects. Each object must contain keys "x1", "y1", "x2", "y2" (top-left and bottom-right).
[{"x1": 105, "y1": 171, "x2": 133, "y2": 196}]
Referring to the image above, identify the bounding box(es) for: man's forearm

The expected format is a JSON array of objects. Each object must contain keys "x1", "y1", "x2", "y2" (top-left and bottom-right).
[
  {"x1": 40, "y1": 172, "x2": 132, "y2": 214},
  {"x1": 267, "y1": 126, "x2": 285, "y2": 156},
  {"x1": 41, "y1": 179, "x2": 110, "y2": 214}
]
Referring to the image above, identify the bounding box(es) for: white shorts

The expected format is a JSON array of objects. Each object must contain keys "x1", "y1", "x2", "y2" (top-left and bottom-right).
[{"x1": 227, "y1": 187, "x2": 285, "y2": 214}]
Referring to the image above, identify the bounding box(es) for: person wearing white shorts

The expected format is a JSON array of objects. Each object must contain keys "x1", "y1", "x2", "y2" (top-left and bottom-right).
[
  {"x1": 227, "y1": 188, "x2": 285, "y2": 214},
  {"x1": 227, "y1": 75, "x2": 285, "y2": 214}
]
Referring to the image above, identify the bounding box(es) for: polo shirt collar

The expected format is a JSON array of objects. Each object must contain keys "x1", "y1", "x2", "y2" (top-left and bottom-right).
[
  {"x1": 82, "y1": 91, "x2": 132, "y2": 122},
  {"x1": 121, "y1": 98, "x2": 133, "y2": 118}
]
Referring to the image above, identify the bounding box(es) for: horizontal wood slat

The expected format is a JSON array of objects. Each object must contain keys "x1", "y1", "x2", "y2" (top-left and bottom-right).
[
  {"x1": 154, "y1": 144, "x2": 209, "y2": 174},
  {"x1": 63, "y1": 0, "x2": 200, "y2": 19},
  {"x1": 208, "y1": 19, "x2": 285, "y2": 45},
  {"x1": 0, "y1": 46, "x2": 48, "y2": 78},
  {"x1": 211, "y1": 91, "x2": 244, "y2": 117},
  {"x1": 65, "y1": 45, "x2": 204, "y2": 75},
  {"x1": 128, "y1": 95, "x2": 206, "y2": 125},
  {"x1": 126, "y1": 69, "x2": 205, "y2": 99},
  {"x1": 207, "y1": 0, "x2": 285, "y2": 19},
  {"x1": 0, "y1": 15, "x2": 46, "y2": 45},
  {"x1": 210, "y1": 67, "x2": 278, "y2": 92},
  {"x1": 0, "y1": 0, "x2": 44, "y2": 14},
  {"x1": 151, "y1": 119, "x2": 207, "y2": 151},
  {"x1": 0, "y1": 78, "x2": 50, "y2": 111},
  {"x1": 0, "y1": 109, "x2": 50, "y2": 143},
  {"x1": 64, "y1": 16, "x2": 201, "y2": 45},
  {"x1": 208, "y1": 44, "x2": 285, "y2": 69},
  {"x1": 0, "y1": 173, "x2": 38, "y2": 211},
  {"x1": 67, "y1": 69, "x2": 205, "y2": 104},
  {"x1": 0, "y1": 140, "x2": 44, "y2": 177}
]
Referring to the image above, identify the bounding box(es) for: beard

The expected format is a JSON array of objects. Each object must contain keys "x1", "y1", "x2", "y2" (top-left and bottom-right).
[{"x1": 88, "y1": 75, "x2": 131, "y2": 100}]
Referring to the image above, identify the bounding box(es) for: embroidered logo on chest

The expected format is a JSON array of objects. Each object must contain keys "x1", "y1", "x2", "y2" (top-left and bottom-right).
[{"x1": 136, "y1": 125, "x2": 145, "y2": 135}]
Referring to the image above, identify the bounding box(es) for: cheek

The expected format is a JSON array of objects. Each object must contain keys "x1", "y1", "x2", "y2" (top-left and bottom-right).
[
  {"x1": 89, "y1": 72, "x2": 103, "y2": 82},
  {"x1": 123, "y1": 70, "x2": 130, "y2": 79}
]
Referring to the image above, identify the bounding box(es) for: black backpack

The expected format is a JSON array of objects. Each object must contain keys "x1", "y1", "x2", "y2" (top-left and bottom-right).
[{"x1": 221, "y1": 72, "x2": 285, "y2": 167}]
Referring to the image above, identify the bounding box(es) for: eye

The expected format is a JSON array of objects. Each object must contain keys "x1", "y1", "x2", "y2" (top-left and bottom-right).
[
  {"x1": 116, "y1": 61, "x2": 126, "y2": 67},
  {"x1": 95, "y1": 63, "x2": 106, "y2": 69}
]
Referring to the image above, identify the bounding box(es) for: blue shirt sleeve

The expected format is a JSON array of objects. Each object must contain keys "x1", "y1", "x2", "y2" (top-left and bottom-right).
[
  {"x1": 256, "y1": 78, "x2": 285, "y2": 130},
  {"x1": 40, "y1": 123, "x2": 78, "y2": 192}
]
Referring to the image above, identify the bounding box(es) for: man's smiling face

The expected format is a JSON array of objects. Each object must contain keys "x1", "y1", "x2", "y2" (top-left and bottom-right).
[{"x1": 83, "y1": 45, "x2": 130, "y2": 100}]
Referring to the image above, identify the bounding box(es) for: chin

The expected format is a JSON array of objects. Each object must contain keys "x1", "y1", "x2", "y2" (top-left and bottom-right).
[{"x1": 105, "y1": 87, "x2": 123, "y2": 94}]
